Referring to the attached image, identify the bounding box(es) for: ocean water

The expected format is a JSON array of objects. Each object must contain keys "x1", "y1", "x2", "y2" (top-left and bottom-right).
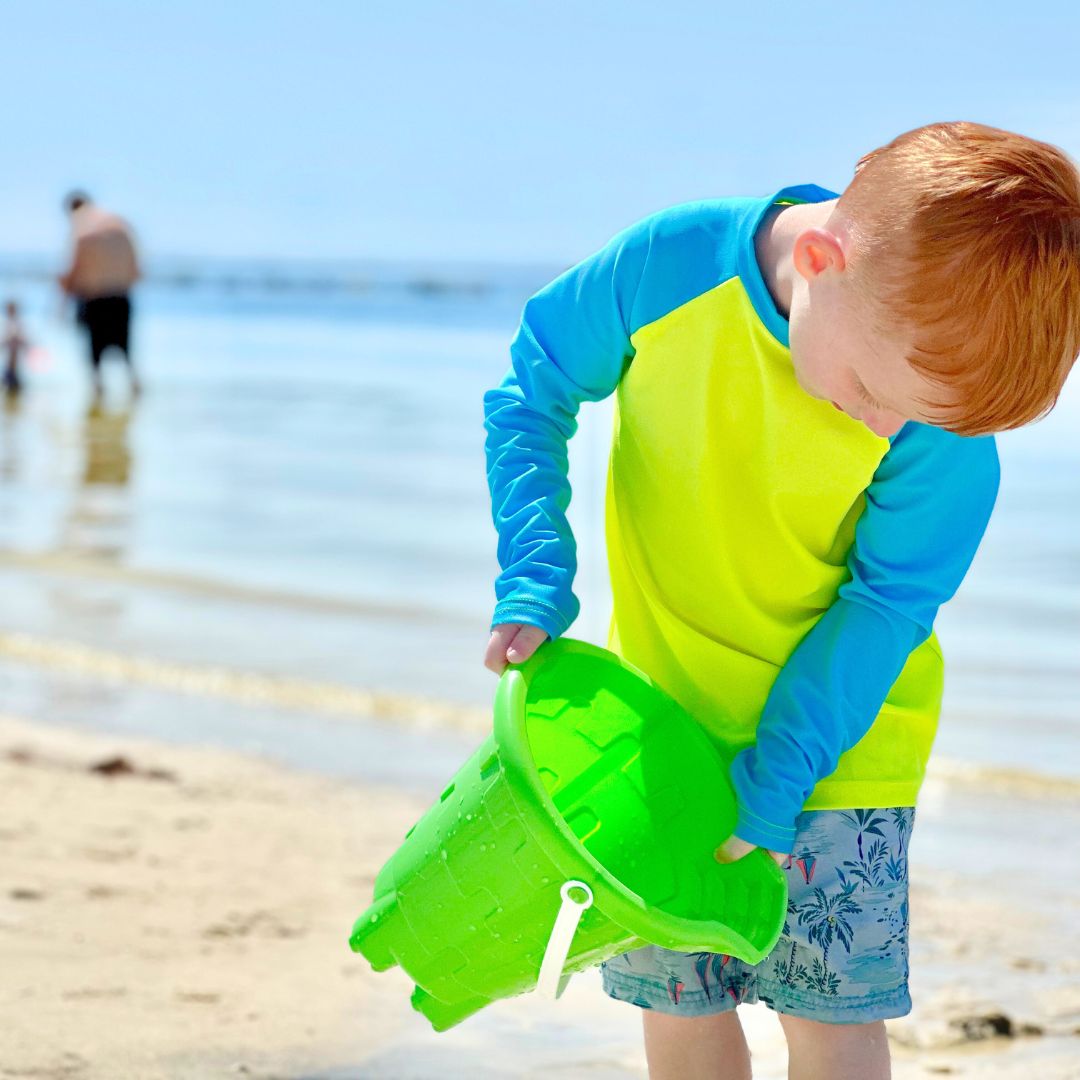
[{"x1": 0, "y1": 265, "x2": 1075, "y2": 788}]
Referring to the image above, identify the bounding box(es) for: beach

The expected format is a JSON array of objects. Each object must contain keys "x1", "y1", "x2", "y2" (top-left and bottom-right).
[
  {"x1": 5, "y1": 4, "x2": 1080, "y2": 1075},
  {"x1": 3, "y1": 711, "x2": 1080, "y2": 1079},
  {"x1": 0, "y1": 268, "x2": 1077, "y2": 1077}
]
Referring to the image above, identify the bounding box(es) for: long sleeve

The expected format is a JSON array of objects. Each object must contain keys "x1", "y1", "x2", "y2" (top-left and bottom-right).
[
  {"x1": 483, "y1": 234, "x2": 643, "y2": 637},
  {"x1": 483, "y1": 201, "x2": 737, "y2": 638},
  {"x1": 729, "y1": 422, "x2": 1001, "y2": 852}
]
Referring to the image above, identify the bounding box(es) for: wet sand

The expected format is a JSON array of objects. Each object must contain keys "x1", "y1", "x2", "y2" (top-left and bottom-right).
[{"x1": 2, "y1": 714, "x2": 1078, "y2": 1079}]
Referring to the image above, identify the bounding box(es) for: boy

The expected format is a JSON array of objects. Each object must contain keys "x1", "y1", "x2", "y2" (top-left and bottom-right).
[{"x1": 482, "y1": 122, "x2": 1080, "y2": 1079}]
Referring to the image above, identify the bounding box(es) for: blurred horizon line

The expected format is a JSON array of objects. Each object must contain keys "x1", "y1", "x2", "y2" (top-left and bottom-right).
[{"x1": 0, "y1": 251, "x2": 568, "y2": 300}]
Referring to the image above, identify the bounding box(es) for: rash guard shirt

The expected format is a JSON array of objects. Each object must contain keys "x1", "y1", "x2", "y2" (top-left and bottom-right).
[{"x1": 483, "y1": 185, "x2": 999, "y2": 852}]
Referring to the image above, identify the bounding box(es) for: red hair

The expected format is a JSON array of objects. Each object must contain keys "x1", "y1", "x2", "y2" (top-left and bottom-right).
[{"x1": 838, "y1": 122, "x2": 1080, "y2": 435}]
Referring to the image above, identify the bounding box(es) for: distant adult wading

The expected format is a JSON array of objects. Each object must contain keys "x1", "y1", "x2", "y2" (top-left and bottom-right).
[{"x1": 58, "y1": 191, "x2": 141, "y2": 398}]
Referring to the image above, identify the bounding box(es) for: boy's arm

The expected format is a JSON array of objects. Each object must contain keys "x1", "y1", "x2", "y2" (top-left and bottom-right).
[
  {"x1": 484, "y1": 210, "x2": 690, "y2": 639},
  {"x1": 728, "y1": 423, "x2": 1001, "y2": 854}
]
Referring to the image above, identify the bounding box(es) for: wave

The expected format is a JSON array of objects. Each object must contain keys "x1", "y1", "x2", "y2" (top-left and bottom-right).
[
  {"x1": 0, "y1": 624, "x2": 1076, "y2": 800},
  {"x1": 0, "y1": 550, "x2": 475, "y2": 627},
  {"x1": 0, "y1": 630, "x2": 490, "y2": 736},
  {"x1": 924, "y1": 758, "x2": 1080, "y2": 800}
]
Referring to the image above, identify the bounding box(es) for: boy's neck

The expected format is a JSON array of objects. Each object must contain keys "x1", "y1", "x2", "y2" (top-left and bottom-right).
[{"x1": 754, "y1": 198, "x2": 838, "y2": 320}]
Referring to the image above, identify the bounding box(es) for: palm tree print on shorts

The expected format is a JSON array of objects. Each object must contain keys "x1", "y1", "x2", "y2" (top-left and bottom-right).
[
  {"x1": 839, "y1": 807, "x2": 913, "y2": 891},
  {"x1": 772, "y1": 878, "x2": 863, "y2": 997},
  {"x1": 840, "y1": 808, "x2": 889, "y2": 861}
]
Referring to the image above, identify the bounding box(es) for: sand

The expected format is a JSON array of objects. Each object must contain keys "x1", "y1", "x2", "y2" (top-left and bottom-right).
[{"x1": 2, "y1": 714, "x2": 1078, "y2": 1080}]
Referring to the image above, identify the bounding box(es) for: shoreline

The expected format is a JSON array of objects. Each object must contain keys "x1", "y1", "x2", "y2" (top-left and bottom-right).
[{"x1": 2, "y1": 713, "x2": 1078, "y2": 1079}]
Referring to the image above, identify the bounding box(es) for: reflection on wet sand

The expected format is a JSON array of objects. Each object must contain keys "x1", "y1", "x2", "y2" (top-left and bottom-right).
[
  {"x1": 58, "y1": 404, "x2": 133, "y2": 563},
  {"x1": 81, "y1": 403, "x2": 132, "y2": 487},
  {"x1": 0, "y1": 391, "x2": 21, "y2": 480}
]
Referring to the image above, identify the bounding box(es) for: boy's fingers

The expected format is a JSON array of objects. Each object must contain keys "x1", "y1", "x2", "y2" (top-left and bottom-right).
[
  {"x1": 715, "y1": 836, "x2": 789, "y2": 867},
  {"x1": 506, "y1": 625, "x2": 548, "y2": 664},
  {"x1": 483, "y1": 623, "x2": 547, "y2": 674},
  {"x1": 483, "y1": 625, "x2": 519, "y2": 674},
  {"x1": 714, "y1": 836, "x2": 755, "y2": 863}
]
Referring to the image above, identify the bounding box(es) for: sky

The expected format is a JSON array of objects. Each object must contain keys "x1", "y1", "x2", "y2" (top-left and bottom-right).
[{"x1": 3, "y1": 1, "x2": 1080, "y2": 264}]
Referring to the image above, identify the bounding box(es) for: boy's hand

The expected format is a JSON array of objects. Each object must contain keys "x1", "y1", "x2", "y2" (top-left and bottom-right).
[
  {"x1": 715, "y1": 835, "x2": 788, "y2": 868},
  {"x1": 484, "y1": 623, "x2": 548, "y2": 675}
]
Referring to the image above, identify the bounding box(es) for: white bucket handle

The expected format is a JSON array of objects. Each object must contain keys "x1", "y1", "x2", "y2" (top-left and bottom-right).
[{"x1": 536, "y1": 879, "x2": 594, "y2": 1000}]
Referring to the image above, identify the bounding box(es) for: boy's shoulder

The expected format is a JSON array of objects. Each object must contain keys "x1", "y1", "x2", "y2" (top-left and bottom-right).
[
  {"x1": 602, "y1": 196, "x2": 770, "y2": 336},
  {"x1": 887, "y1": 421, "x2": 999, "y2": 466},
  {"x1": 874, "y1": 422, "x2": 1000, "y2": 510},
  {"x1": 607, "y1": 188, "x2": 834, "y2": 335},
  {"x1": 617, "y1": 195, "x2": 763, "y2": 249},
  {"x1": 622, "y1": 185, "x2": 834, "y2": 248}
]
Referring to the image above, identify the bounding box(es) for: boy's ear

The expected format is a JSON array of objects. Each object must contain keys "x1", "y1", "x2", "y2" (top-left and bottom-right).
[{"x1": 792, "y1": 227, "x2": 847, "y2": 281}]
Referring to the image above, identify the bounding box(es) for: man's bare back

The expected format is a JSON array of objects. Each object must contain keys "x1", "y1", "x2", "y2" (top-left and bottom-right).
[{"x1": 60, "y1": 204, "x2": 140, "y2": 301}]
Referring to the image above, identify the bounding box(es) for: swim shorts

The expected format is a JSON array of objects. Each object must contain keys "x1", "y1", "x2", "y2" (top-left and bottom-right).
[
  {"x1": 77, "y1": 295, "x2": 131, "y2": 368},
  {"x1": 601, "y1": 806, "x2": 915, "y2": 1024}
]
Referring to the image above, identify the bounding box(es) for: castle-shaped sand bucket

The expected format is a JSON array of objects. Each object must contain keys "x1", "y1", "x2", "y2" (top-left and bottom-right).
[{"x1": 349, "y1": 638, "x2": 787, "y2": 1030}]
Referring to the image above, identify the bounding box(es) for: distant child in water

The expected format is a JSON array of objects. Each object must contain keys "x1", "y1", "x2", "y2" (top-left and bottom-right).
[{"x1": 2, "y1": 301, "x2": 28, "y2": 396}]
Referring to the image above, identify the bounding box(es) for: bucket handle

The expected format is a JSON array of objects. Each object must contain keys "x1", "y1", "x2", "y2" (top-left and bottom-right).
[{"x1": 536, "y1": 879, "x2": 594, "y2": 1000}]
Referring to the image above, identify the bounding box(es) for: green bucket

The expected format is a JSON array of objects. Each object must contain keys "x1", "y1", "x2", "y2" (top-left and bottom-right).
[{"x1": 349, "y1": 638, "x2": 787, "y2": 1031}]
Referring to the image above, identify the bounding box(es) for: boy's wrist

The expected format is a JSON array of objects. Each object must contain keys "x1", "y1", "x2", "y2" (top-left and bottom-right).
[
  {"x1": 490, "y1": 597, "x2": 567, "y2": 641},
  {"x1": 734, "y1": 803, "x2": 797, "y2": 854}
]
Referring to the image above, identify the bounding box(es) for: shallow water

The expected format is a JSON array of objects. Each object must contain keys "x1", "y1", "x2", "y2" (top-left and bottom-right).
[{"x1": 0, "y1": 269, "x2": 1075, "y2": 791}]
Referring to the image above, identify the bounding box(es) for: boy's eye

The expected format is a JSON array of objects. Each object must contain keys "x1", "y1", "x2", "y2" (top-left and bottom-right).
[{"x1": 854, "y1": 378, "x2": 884, "y2": 410}]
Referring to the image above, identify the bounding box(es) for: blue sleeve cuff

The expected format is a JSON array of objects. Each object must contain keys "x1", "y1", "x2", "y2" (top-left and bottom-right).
[
  {"x1": 734, "y1": 803, "x2": 796, "y2": 854},
  {"x1": 490, "y1": 598, "x2": 566, "y2": 640}
]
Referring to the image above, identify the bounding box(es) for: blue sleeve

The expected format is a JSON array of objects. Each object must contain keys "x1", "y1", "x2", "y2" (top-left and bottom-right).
[
  {"x1": 482, "y1": 227, "x2": 644, "y2": 638},
  {"x1": 728, "y1": 423, "x2": 1001, "y2": 852},
  {"x1": 483, "y1": 202, "x2": 738, "y2": 638}
]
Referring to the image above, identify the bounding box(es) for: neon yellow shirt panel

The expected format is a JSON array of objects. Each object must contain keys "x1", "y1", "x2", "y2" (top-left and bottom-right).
[{"x1": 605, "y1": 276, "x2": 943, "y2": 809}]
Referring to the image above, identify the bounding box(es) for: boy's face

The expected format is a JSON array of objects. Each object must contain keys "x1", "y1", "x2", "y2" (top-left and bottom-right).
[{"x1": 787, "y1": 227, "x2": 948, "y2": 438}]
